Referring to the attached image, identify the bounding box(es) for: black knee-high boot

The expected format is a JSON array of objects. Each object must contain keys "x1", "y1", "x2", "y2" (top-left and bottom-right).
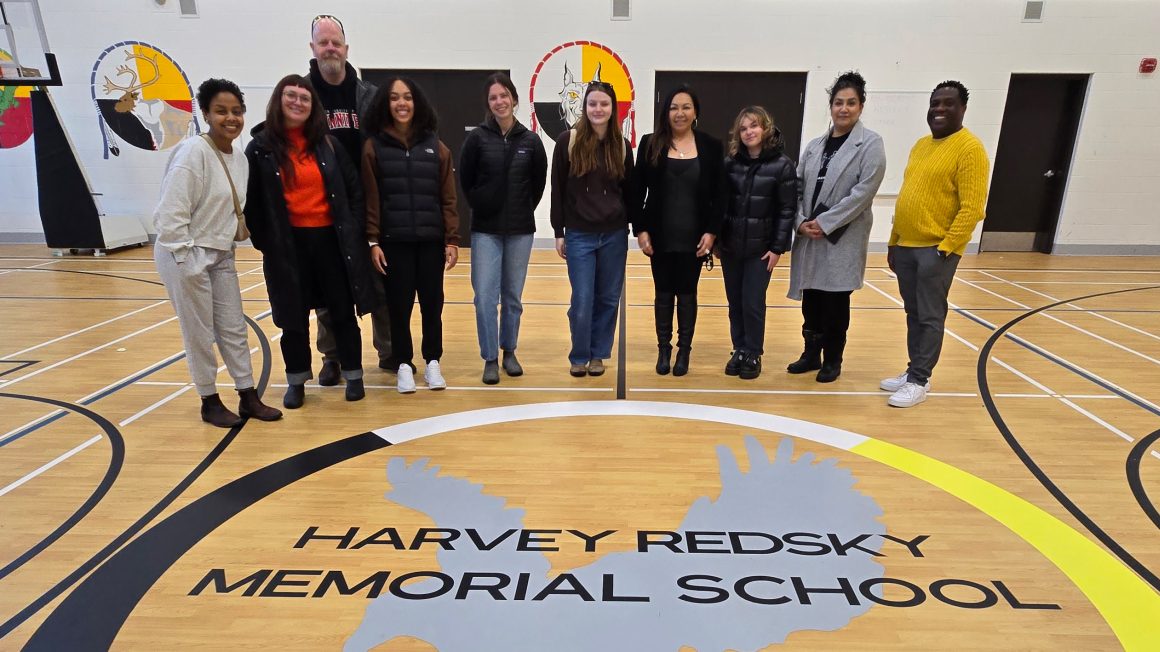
[
  {"x1": 673, "y1": 293, "x2": 697, "y2": 376},
  {"x1": 816, "y1": 333, "x2": 846, "y2": 383},
  {"x1": 787, "y1": 329, "x2": 823, "y2": 374},
  {"x1": 655, "y1": 292, "x2": 674, "y2": 374}
]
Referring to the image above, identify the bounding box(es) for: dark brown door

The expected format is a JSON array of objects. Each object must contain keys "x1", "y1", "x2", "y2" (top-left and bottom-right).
[
  {"x1": 362, "y1": 69, "x2": 508, "y2": 248},
  {"x1": 982, "y1": 74, "x2": 1088, "y2": 253},
  {"x1": 652, "y1": 71, "x2": 807, "y2": 164}
]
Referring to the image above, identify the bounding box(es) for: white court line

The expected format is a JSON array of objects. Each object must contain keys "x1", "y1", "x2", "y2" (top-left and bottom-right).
[
  {"x1": 962, "y1": 280, "x2": 1157, "y2": 286},
  {"x1": 632, "y1": 388, "x2": 978, "y2": 397},
  {"x1": 120, "y1": 384, "x2": 195, "y2": 426},
  {"x1": 954, "y1": 276, "x2": 1160, "y2": 367},
  {"x1": 0, "y1": 435, "x2": 102, "y2": 498},
  {"x1": 978, "y1": 270, "x2": 1160, "y2": 342},
  {"x1": 132, "y1": 381, "x2": 613, "y2": 393},
  {"x1": 863, "y1": 278, "x2": 1139, "y2": 444},
  {"x1": 3, "y1": 300, "x2": 169, "y2": 358},
  {"x1": 0, "y1": 260, "x2": 58, "y2": 277}
]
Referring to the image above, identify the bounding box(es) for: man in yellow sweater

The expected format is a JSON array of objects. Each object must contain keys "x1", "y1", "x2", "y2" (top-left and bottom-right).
[{"x1": 882, "y1": 80, "x2": 989, "y2": 408}]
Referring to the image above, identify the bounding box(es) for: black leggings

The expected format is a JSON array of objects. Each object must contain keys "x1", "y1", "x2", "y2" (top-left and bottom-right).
[
  {"x1": 382, "y1": 241, "x2": 445, "y2": 371},
  {"x1": 801, "y1": 289, "x2": 852, "y2": 338}
]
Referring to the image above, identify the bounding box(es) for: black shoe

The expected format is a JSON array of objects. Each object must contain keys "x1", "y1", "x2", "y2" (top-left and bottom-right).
[
  {"x1": 318, "y1": 360, "x2": 341, "y2": 386},
  {"x1": 738, "y1": 353, "x2": 762, "y2": 380},
  {"x1": 482, "y1": 360, "x2": 500, "y2": 385},
  {"x1": 501, "y1": 351, "x2": 523, "y2": 377},
  {"x1": 656, "y1": 345, "x2": 672, "y2": 375},
  {"x1": 672, "y1": 347, "x2": 691, "y2": 377},
  {"x1": 201, "y1": 393, "x2": 243, "y2": 428},
  {"x1": 345, "y1": 378, "x2": 365, "y2": 401},
  {"x1": 283, "y1": 384, "x2": 305, "y2": 409},
  {"x1": 816, "y1": 361, "x2": 841, "y2": 383},
  {"x1": 786, "y1": 329, "x2": 823, "y2": 374},
  {"x1": 725, "y1": 350, "x2": 744, "y2": 376},
  {"x1": 237, "y1": 388, "x2": 282, "y2": 421}
]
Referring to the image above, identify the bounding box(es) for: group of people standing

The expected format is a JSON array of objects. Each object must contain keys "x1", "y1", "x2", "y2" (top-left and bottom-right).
[{"x1": 151, "y1": 14, "x2": 989, "y2": 428}]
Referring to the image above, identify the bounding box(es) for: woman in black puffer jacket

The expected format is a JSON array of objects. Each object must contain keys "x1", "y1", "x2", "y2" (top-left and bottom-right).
[
  {"x1": 718, "y1": 106, "x2": 798, "y2": 380},
  {"x1": 459, "y1": 73, "x2": 547, "y2": 385}
]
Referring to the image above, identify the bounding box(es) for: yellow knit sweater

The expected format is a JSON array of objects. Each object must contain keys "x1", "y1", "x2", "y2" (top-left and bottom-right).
[{"x1": 889, "y1": 128, "x2": 990, "y2": 255}]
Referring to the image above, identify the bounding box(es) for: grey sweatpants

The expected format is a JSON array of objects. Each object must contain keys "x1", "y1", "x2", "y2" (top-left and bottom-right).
[
  {"x1": 891, "y1": 245, "x2": 961, "y2": 386},
  {"x1": 155, "y1": 245, "x2": 255, "y2": 396}
]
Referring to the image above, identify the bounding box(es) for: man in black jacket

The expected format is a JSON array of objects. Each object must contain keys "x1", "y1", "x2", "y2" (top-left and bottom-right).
[{"x1": 306, "y1": 15, "x2": 391, "y2": 384}]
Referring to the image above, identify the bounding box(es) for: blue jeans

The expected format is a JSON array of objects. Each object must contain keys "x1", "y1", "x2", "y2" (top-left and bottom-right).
[
  {"x1": 565, "y1": 229, "x2": 628, "y2": 364},
  {"x1": 471, "y1": 232, "x2": 534, "y2": 361}
]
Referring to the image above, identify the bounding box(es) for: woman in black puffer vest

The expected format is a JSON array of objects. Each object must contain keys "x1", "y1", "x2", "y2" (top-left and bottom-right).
[
  {"x1": 362, "y1": 77, "x2": 460, "y2": 395},
  {"x1": 718, "y1": 106, "x2": 798, "y2": 379},
  {"x1": 459, "y1": 73, "x2": 547, "y2": 385}
]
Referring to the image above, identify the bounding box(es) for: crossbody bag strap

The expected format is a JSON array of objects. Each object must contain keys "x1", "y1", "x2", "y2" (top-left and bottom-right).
[{"x1": 201, "y1": 134, "x2": 243, "y2": 219}]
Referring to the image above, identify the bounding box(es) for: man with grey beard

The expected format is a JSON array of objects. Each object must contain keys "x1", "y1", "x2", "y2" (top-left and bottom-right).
[{"x1": 307, "y1": 14, "x2": 392, "y2": 384}]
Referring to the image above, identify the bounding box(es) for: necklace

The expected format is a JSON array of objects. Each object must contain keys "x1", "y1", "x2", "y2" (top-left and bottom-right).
[{"x1": 670, "y1": 139, "x2": 694, "y2": 158}]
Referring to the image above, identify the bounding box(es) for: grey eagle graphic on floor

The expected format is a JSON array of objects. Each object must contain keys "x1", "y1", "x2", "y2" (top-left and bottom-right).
[{"x1": 344, "y1": 436, "x2": 885, "y2": 651}]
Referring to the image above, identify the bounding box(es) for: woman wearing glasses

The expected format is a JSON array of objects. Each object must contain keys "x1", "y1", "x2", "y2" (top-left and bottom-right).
[
  {"x1": 550, "y1": 81, "x2": 635, "y2": 377},
  {"x1": 153, "y1": 78, "x2": 282, "y2": 427},
  {"x1": 459, "y1": 72, "x2": 548, "y2": 385},
  {"x1": 787, "y1": 71, "x2": 886, "y2": 382},
  {"x1": 633, "y1": 84, "x2": 723, "y2": 376},
  {"x1": 363, "y1": 77, "x2": 460, "y2": 394},
  {"x1": 245, "y1": 75, "x2": 378, "y2": 408}
]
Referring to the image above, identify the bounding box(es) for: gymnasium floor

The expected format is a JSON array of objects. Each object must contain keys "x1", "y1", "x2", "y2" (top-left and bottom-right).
[{"x1": 0, "y1": 243, "x2": 1157, "y2": 650}]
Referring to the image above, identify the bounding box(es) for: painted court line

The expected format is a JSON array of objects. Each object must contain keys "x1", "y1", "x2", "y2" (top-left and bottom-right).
[
  {"x1": 0, "y1": 435, "x2": 102, "y2": 498},
  {"x1": 979, "y1": 270, "x2": 1160, "y2": 342},
  {"x1": 3, "y1": 300, "x2": 170, "y2": 359}
]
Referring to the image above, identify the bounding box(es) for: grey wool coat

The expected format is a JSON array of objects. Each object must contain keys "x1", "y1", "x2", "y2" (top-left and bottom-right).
[{"x1": 787, "y1": 121, "x2": 886, "y2": 300}]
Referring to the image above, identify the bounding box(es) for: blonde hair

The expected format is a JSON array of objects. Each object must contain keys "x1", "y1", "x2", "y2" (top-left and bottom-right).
[
  {"x1": 569, "y1": 82, "x2": 626, "y2": 179},
  {"x1": 727, "y1": 105, "x2": 778, "y2": 157}
]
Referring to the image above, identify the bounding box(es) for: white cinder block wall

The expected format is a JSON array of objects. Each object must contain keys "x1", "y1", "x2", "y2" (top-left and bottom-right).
[{"x1": 1, "y1": 0, "x2": 1157, "y2": 253}]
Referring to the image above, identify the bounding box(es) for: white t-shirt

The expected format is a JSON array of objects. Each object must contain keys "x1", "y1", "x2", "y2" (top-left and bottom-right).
[{"x1": 153, "y1": 135, "x2": 248, "y2": 261}]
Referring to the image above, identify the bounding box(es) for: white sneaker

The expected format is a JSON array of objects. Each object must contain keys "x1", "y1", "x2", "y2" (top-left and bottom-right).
[
  {"x1": 888, "y1": 382, "x2": 929, "y2": 408},
  {"x1": 424, "y1": 360, "x2": 447, "y2": 390},
  {"x1": 880, "y1": 371, "x2": 931, "y2": 393},
  {"x1": 396, "y1": 365, "x2": 417, "y2": 394}
]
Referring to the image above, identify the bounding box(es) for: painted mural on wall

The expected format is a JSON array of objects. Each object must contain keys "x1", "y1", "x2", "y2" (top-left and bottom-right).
[
  {"x1": 529, "y1": 40, "x2": 636, "y2": 146},
  {"x1": 90, "y1": 41, "x2": 200, "y2": 158},
  {"x1": 0, "y1": 48, "x2": 34, "y2": 149}
]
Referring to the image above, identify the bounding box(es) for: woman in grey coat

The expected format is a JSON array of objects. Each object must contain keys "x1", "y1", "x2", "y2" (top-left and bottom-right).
[{"x1": 787, "y1": 72, "x2": 886, "y2": 382}]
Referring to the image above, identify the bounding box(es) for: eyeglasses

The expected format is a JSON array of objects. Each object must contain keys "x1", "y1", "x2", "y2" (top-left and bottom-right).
[
  {"x1": 311, "y1": 14, "x2": 345, "y2": 36},
  {"x1": 282, "y1": 90, "x2": 313, "y2": 105}
]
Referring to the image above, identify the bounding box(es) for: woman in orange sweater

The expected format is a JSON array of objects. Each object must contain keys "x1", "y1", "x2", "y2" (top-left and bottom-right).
[{"x1": 245, "y1": 75, "x2": 380, "y2": 409}]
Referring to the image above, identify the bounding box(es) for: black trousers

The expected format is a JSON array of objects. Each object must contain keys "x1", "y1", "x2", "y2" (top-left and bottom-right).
[
  {"x1": 382, "y1": 241, "x2": 445, "y2": 371},
  {"x1": 801, "y1": 289, "x2": 852, "y2": 338},
  {"x1": 280, "y1": 227, "x2": 362, "y2": 382},
  {"x1": 721, "y1": 254, "x2": 771, "y2": 354}
]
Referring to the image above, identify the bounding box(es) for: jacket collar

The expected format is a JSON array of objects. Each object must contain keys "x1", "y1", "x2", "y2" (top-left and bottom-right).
[{"x1": 814, "y1": 121, "x2": 865, "y2": 203}]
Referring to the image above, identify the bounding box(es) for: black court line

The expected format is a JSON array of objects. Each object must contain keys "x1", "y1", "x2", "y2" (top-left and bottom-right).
[
  {"x1": 617, "y1": 275, "x2": 627, "y2": 400},
  {"x1": 21, "y1": 431, "x2": 391, "y2": 650},
  {"x1": 1126, "y1": 429, "x2": 1160, "y2": 532},
  {"x1": 0, "y1": 267, "x2": 165, "y2": 285},
  {"x1": 977, "y1": 285, "x2": 1160, "y2": 593},
  {"x1": 0, "y1": 269, "x2": 274, "y2": 639},
  {"x1": 0, "y1": 393, "x2": 126, "y2": 582},
  {"x1": 0, "y1": 360, "x2": 37, "y2": 378}
]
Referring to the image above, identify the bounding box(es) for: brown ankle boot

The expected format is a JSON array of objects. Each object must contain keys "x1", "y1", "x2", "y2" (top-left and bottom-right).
[
  {"x1": 201, "y1": 393, "x2": 242, "y2": 428},
  {"x1": 237, "y1": 388, "x2": 283, "y2": 422}
]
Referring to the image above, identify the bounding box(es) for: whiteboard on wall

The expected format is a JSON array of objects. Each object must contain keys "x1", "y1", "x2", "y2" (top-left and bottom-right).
[{"x1": 855, "y1": 91, "x2": 931, "y2": 196}]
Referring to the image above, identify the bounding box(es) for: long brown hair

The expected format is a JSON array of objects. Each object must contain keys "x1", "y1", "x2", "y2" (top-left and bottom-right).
[
  {"x1": 264, "y1": 75, "x2": 329, "y2": 186},
  {"x1": 727, "y1": 105, "x2": 780, "y2": 158},
  {"x1": 569, "y1": 82, "x2": 626, "y2": 179}
]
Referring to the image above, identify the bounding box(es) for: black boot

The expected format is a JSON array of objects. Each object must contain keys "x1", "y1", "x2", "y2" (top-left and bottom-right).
[
  {"x1": 673, "y1": 293, "x2": 697, "y2": 377},
  {"x1": 786, "y1": 329, "x2": 823, "y2": 374},
  {"x1": 201, "y1": 393, "x2": 242, "y2": 428},
  {"x1": 816, "y1": 334, "x2": 846, "y2": 383},
  {"x1": 725, "y1": 350, "x2": 744, "y2": 376},
  {"x1": 654, "y1": 293, "x2": 674, "y2": 375},
  {"x1": 345, "y1": 377, "x2": 366, "y2": 401},
  {"x1": 237, "y1": 388, "x2": 282, "y2": 421},
  {"x1": 738, "y1": 352, "x2": 762, "y2": 380}
]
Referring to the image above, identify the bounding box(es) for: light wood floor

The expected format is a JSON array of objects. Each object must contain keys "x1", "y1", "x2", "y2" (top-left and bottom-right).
[{"x1": 0, "y1": 243, "x2": 1158, "y2": 650}]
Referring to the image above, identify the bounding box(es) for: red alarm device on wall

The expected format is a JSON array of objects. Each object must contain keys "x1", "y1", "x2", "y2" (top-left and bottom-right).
[{"x1": 1141, "y1": 58, "x2": 1158, "y2": 74}]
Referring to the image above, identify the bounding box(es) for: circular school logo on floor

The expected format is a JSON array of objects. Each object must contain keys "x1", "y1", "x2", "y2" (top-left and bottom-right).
[
  {"x1": 29, "y1": 402, "x2": 1159, "y2": 650},
  {"x1": 529, "y1": 40, "x2": 636, "y2": 146},
  {"x1": 90, "y1": 40, "x2": 199, "y2": 158}
]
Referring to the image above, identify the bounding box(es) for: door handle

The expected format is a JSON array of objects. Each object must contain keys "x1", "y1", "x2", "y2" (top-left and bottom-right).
[{"x1": 1043, "y1": 170, "x2": 1055, "y2": 178}]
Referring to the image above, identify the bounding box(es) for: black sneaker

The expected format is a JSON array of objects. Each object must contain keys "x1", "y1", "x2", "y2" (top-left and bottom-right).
[
  {"x1": 738, "y1": 353, "x2": 762, "y2": 380},
  {"x1": 725, "y1": 350, "x2": 744, "y2": 376}
]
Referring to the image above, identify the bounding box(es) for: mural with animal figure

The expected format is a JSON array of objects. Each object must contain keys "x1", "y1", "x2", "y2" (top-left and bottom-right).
[{"x1": 90, "y1": 41, "x2": 200, "y2": 158}]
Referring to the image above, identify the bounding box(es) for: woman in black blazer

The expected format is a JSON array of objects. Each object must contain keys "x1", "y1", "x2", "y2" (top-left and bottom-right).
[{"x1": 633, "y1": 85, "x2": 724, "y2": 376}]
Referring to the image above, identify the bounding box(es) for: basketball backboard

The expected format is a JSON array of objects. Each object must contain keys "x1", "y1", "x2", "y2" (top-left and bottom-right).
[{"x1": 0, "y1": 0, "x2": 59, "y2": 86}]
